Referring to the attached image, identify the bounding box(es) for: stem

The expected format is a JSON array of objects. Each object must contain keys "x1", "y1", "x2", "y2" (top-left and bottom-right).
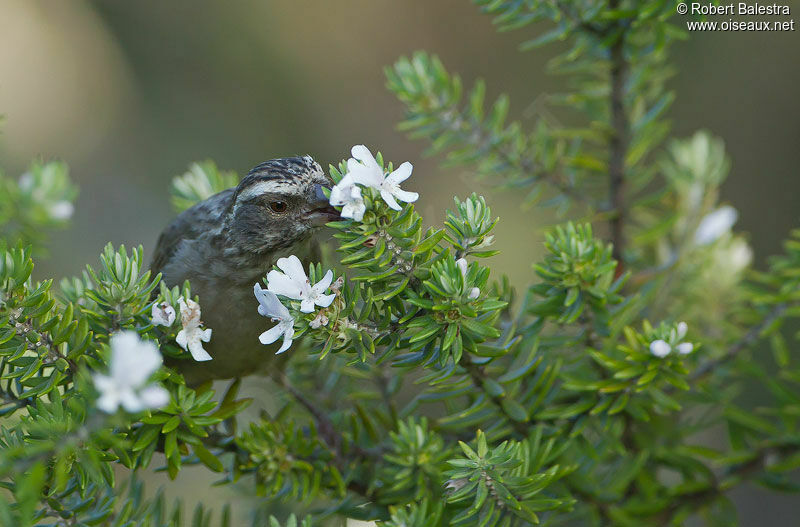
[
  {"x1": 461, "y1": 358, "x2": 530, "y2": 438},
  {"x1": 437, "y1": 102, "x2": 586, "y2": 203},
  {"x1": 655, "y1": 442, "x2": 795, "y2": 525},
  {"x1": 269, "y1": 371, "x2": 380, "y2": 486},
  {"x1": 688, "y1": 303, "x2": 788, "y2": 387},
  {"x1": 607, "y1": 3, "x2": 629, "y2": 265},
  {"x1": 374, "y1": 365, "x2": 399, "y2": 424},
  {"x1": 568, "y1": 484, "x2": 614, "y2": 524},
  {"x1": 554, "y1": 1, "x2": 605, "y2": 36}
]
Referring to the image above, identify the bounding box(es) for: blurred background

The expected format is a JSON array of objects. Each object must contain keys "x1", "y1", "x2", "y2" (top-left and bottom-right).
[{"x1": 1, "y1": 0, "x2": 798, "y2": 524}]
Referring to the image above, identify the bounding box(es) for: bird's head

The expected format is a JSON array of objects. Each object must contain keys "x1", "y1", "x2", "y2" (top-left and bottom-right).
[{"x1": 225, "y1": 156, "x2": 337, "y2": 254}]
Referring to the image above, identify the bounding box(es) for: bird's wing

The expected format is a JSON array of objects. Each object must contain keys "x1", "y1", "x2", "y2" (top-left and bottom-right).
[{"x1": 150, "y1": 189, "x2": 235, "y2": 277}]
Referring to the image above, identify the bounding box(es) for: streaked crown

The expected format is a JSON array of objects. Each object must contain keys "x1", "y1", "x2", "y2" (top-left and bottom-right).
[{"x1": 233, "y1": 155, "x2": 328, "y2": 203}]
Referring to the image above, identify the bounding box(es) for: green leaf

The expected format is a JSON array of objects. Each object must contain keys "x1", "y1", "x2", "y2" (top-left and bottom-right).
[
  {"x1": 501, "y1": 398, "x2": 529, "y2": 422},
  {"x1": 193, "y1": 443, "x2": 224, "y2": 472}
]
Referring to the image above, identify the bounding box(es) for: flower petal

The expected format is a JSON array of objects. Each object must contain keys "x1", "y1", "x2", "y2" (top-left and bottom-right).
[
  {"x1": 456, "y1": 258, "x2": 468, "y2": 278},
  {"x1": 348, "y1": 162, "x2": 382, "y2": 188},
  {"x1": 110, "y1": 331, "x2": 162, "y2": 386},
  {"x1": 267, "y1": 270, "x2": 303, "y2": 299},
  {"x1": 49, "y1": 201, "x2": 74, "y2": 220},
  {"x1": 380, "y1": 189, "x2": 402, "y2": 210},
  {"x1": 313, "y1": 270, "x2": 334, "y2": 294},
  {"x1": 254, "y1": 283, "x2": 290, "y2": 319},
  {"x1": 650, "y1": 339, "x2": 671, "y2": 358},
  {"x1": 92, "y1": 374, "x2": 114, "y2": 393},
  {"x1": 341, "y1": 201, "x2": 365, "y2": 221},
  {"x1": 694, "y1": 205, "x2": 738, "y2": 245},
  {"x1": 178, "y1": 297, "x2": 201, "y2": 327},
  {"x1": 176, "y1": 329, "x2": 188, "y2": 351},
  {"x1": 276, "y1": 327, "x2": 295, "y2": 354},
  {"x1": 151, "y1": 303, "x2": 176, "y2": 326},
  {"x1": 188, "y1": 340, "x2": 213, "y2": 362},
  {"x1": 276, "y1": 255, "x2": 308, "y2": 283},
  {"x1": 300, "y1": 298, "x2": 316, "y2": 313},
  {"x1": 119, "y1": 388, "x2": 145, "y2": 413},
  {"x1": 96, "y1": 391, "x2": 120, "y2": 413},
  {"x1": 351, "y1": 145, "x2": 380, "y2": 170},
  {"x1": 315, "y1": 293, "x2": 336, "y2": 309},
  {"x1": 329, "y1": 175, "x2": 356, "y2": 205},
  {"x1": 391, "y1": 188, "x2": 419, "y2": 204},
  {"x1": 676, "y1": 342, "x2": 694, "y2": 355},
  {"x1": 138, "y1": 385, "x2": 170, "y2": 409},
  {"x1": 676, "y1": 321, "x2": 688, "y2": 340},
  {"x1": 386, "y1": 161, "x2": 413, "y2": 184},
  {"x1": 259, "y1": 323, "x2": 285, "y2": 345}
]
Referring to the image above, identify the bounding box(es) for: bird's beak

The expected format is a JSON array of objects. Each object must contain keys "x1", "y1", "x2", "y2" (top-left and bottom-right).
[
  {"x1": 312, "y1": 183, "x2": 330, "y2": 208},
  {"x1": 306, "y1": 183, "x2": 339, "y2": 225}
]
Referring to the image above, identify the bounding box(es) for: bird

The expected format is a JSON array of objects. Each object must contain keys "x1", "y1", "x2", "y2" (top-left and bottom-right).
[{"x1": 150, "y1": 155, "x2": 337, "y2": 385}]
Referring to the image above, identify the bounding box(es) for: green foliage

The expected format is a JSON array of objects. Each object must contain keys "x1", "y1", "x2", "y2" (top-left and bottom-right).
[
  {"x1": 267, "y1": 514, "x2": 313, "y2": 527},
  {"x1": 237, "y1": 418, "x2": 345, "y2": 501},
  {"x1": 0, "y1": 237, "x2": 251, "y2": 523},
  {"x1": 2, "y1": 2, "x2": 800, "y2": 527},
  {"x1": 377, "y1": 500, "x2": 443, "y2": 527},
  {"x1": 529, "y1": 222, "x2": 624, "y2": 324},
  {"x1": 170, "y1": 160, "x2": 239, "y2": 213},
  {"x1": 0, "y1": 161, "x2": 77, "y2": 252},
  {"x1": 386, "y1": 52, "x2": 574, "y2": 209},
  {"x1": 444, "y1": 193, "x2": 499, "y2": 259},
  {"x1": 83, "y1": 243, "x2": 160, "y2": 330},
  {"x1": 380, "y1": 417, "x2": 451, "y2": 504},
  {"x1": 445, "y1": 430, "x2": 573, "y2": 525}
]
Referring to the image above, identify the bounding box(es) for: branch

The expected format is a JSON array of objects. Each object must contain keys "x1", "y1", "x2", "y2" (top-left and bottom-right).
[
  {"x1": 689, "y1": 303, "x2": 788, "y2": 387},
  {"x1": 434, "y1": 101, "x2": 587, "y2": 204},
  {"x1": 269, "y1": 371, "x2": 382, "y2": 496},
  {"x1": 461, "y1": 358, "x2": 530, "y2": 438},
  {"x1": 655, "y1": 441, "x2": 798, "y2": 525},
  {"x1": 607, "y1": 11, "x2": 630, "y2": 265}
]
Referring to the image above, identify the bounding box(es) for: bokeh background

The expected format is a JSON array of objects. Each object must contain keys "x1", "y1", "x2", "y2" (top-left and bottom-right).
[{"x1": 1, "y1": 0, "x2": 798, "y2": 524}]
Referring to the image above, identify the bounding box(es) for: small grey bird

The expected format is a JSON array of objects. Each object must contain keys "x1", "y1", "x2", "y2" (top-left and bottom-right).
[{"x1": 150, "y1": 156, "x2": 336, "y2": 384}]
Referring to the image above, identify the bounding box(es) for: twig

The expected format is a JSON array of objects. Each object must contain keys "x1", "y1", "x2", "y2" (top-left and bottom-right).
[
  {"x1": 461, "y1": 358, "x2": 530, "y2": 438},
  {"x1": 553, "y1": 1, "x2": 605, "y2": 36},
  {"x1": 607, "y1": 9, "x2": 629, "y2": 265},
  {"x1": 689, "y1": 303, "x2": 788, "y2": 386},
  {"x1": 270, "y1": 371, "x2": 379, "y2": 465},
  {"x1": 655, "y1": 441, "x2": 796, "y2": 525},
  {"x1": 436, "y1": 100, "x2": 588, "y2": 204},
  {"x1": 271, "y1": 371, "x2": 342, "y2": 452}
]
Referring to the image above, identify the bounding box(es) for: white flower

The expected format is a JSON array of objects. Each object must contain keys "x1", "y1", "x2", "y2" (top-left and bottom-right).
[
  {"x1": 18, "y1": 172, "x2": 74, "y2": 220},
  {"x1": 649, "y1": 339, "x2": 672, "y2": 358},
  {"x1": 347, "y1": 145, "x2": 418, "y2": 211},
  {"x1": 254, "y1": 283, "x2": 295, "y2": 354},
  {"x1": 267, "y1": 255, "x2": 335, "y2": 313},
  {"x1": 176, "y1": 297, "x2": 213, "y2": 361},
  {"x1": 48, "y1": 201, "x2": 75, "y2": 220},
  {"x1": 475, "y1": 235, "x2": 495, "y2": 249},
  {"x1": 329, "y1": 174, "x2": 366, "y2": 221},
  {"x1": 694, "y1": 205, "x2": 738, "y2": 245},
  {"x1": 456, "y1": 258, "x2": 480, "y2": 300},
  {"x1": 151, "y1": 302, "x2": 176, "y2": 327},
  {"x1": 445, "y1": 478, "x2": 469, "y2": 492},
  {"x1": 310, "y1": 311, "x2": 329, "y2": 329},
  {"x1": 650, "y1": 321, "x2": 694, "y2": 358},
  {"x1": 18, "y1": 173, "x2": 34, "y2": 191},
  {"x1": 728, "y1": 239, "x2": 753, "y2": 272},
  {"x1": 93, "y1": 331, "x2": 169, "y2": 413}
]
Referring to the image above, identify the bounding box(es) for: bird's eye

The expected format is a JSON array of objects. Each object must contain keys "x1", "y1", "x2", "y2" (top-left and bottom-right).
[{"x1": 269, "y1": 201, "x2": 288, "y2": 213}]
